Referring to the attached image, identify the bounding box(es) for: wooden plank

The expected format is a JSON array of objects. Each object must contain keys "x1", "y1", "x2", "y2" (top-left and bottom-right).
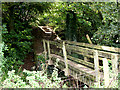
[
  {"x1": 67, "y1": 49, "x2": 111, "y2": 61},
  {"x1": 86, "y1": 34, "x2": 93, "y2": 44},
  {"x1": 111, "y1": 54, "x2": 118, "y2": 80},
  {"x1": 49, "y1": 40, "x2": 63, "y2": 48},
  {"x1": 84, "y1": 51, "x2": 88, "y2": 62},
  {"x1": 67, "y1": 49, "x2": 93, "y2": 58},
  {"x1": 66, "y1": 44, "x2": 93, "y2": 54},
  {"x1": 66, "y1": 44, "x2": 119, "y2": 59},
  {"x1": 45, "y1": 39, "x2": 119, "y2": 58},
  {"x1": 93, "y1": 50, "x2": 100, "y2": 87},
  {"x1": 66, "y1": 46, "x2": 93, "y2": 56},
  {"x1": 62, "y1": 41, "x2": 69, "y2": 76},
  {"x1": 67, "y1": 55, "x2": 94, "y2": 69},
  {"x1": 103, "y1": 58, "x2": 110, "y2": 87},
  {"x1": 43, "y1": 40, "x2": 47, "y2": 60},
  {"x1": 50, "y1": 54, "x2": 103, "y2": 80},
  {"x1": 47, "y1": 41, "x2": 53, "y2": 65},
  {"x1": 51, "y1": 46, "x2": 103, "y2": 70},
  {"x1": 65, "y1": 40, "x2": 120, "y2": 53}
]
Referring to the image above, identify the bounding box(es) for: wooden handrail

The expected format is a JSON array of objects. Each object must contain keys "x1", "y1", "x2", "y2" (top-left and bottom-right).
[
  {"x1": 44, "y1": 39, "x2": 120, "y2": 53},
  {"x1": 42, "y1": 39, "x2": 119, "y2": 87}
]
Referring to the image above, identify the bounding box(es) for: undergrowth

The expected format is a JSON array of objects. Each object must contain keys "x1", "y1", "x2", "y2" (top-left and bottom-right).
[{"x1": 1, "y1": 58, "x2": 68, "y2": 88}]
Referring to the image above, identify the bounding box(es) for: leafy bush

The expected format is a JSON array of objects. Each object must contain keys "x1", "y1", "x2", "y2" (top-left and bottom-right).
[
  {"x1": 92, "y1": 2, "x2": 119, "y2": 47},
  {"x1": 0, "y1": 43, "x2": 4, "y2": 86},
  {"x1": 0, "y1": 24, "x2": 9, "y2": 83},
  {"x1": 2, "y1": 22, "x2": 33, "y2": 75},
  {"x1": 1, "y1": 58, "x2": 68, "y2": 88}
]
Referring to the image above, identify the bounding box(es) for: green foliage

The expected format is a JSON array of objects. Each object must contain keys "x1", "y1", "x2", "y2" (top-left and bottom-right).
[
  {"x1": 2, "y1": 2, "x2": 50, "y2": 78},
  {"x1": 1, "y1": 58, "x2": 67, "y2": 88},
  {"x1": 37, "y1": 54, "x2": 46, "y2": 63},
  {"x1": 92, "y1": 2, "x2": 119, "y2": 47},
  {"x1": 1, "y1": 2, "x2": 119, "y2": 88},
  {"x1": 0, "y1": 43, "x2": 4, "y2": 86},
  {"x1": 33, "y1": 2, "x2": 102, "y2": 42},
  {"x1": 0, "y1": 24, "x2": 9, "y2": 86},
  {"x1": 2, "y1": 23, "x2": 32, "y2": 74},
  {"x1": 33, "y1": 2, "x2": 119, "y2": 47}
]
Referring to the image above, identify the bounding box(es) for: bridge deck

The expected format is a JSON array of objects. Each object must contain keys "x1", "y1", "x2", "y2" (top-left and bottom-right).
[
  {"x1": 51, "y1": 54, "x2": 103, "y2": 84},
  {"x1": 42, "y1": 39, "x2": 119, "y2": 87}
]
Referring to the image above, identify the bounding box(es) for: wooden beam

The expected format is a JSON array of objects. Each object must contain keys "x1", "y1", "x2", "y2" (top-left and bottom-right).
[
  {"x1": 67, "y1": 55, "x2": 95, "y2": 69},
  {"x1": 65, "y1": 40, "x2": 120, "y2": 53},
  {"x1": 47, "y1": 40, "x2": 52, "y2": 65},
  {"x1": 86, "y1": 34, "x2": 93, "y2": 44},
  {"x1": 66, "y1": 44, "x2": 119, "y2": 59},
  {"x1": 93, "y1": 50, "x2": 100, "y2": 87},
  {"x1": 103, "y1": 58, "x2": 110, "y2": 87},
  {"x1": 111, "y1": 54, "x2": 118, "y2": 80},
  {"x1": 43, "y1": 39, "x2": 47, "y2": 60},
  {"x1": 62, "y1": 41, "x2": 69, "y2": 76}
]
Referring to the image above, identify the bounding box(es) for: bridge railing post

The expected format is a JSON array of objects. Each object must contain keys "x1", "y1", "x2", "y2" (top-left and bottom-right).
[
  {"x1": 103, "y1": 58, "x2": 110, "y2": 87},
  {"x1": 111, "y1": 54, "x2": 118, "y2": 85},
  {"x1": 62, "y1": 41, "x2": 69, "y2": 76},
  {"x1": 43, "y1": 39, "x2": 47, "y2": 60},
  {"x1": 93, "y1": 50, "x2": 100, "y2": 87},
  {"x1": 47, "y1": 40, "x2": 53, "y2": 65}
]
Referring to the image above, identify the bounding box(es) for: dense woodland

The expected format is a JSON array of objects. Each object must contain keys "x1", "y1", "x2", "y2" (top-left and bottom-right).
[{"x1": 0, "y1": 2, "x2": 120, "y2": 88}]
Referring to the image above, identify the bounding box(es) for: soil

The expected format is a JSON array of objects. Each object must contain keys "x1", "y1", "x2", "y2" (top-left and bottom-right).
[
  {"x1": 22, "y1": 26, "x2": 44, "y2": 70},
  {"x1": 22, "y1": 52, "x2": 35, "y2": 70}
]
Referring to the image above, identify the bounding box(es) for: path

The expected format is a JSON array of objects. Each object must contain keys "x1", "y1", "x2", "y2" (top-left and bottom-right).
[{"x1": 22, "y1": 26, "x2": 58, "y2": 70}]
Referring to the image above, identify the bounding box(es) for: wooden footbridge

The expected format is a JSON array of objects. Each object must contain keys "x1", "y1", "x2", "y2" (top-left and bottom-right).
[{"x1": 42, "y1": 39, "x2": 120, "y2": 87}]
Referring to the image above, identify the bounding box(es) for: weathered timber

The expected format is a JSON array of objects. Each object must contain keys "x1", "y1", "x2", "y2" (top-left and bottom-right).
[
  {"x1": 66, "y1": 44, "x2": 93, "y2": 54},
  {"x1": 86, "y1": 34, "x2": 93, "y2": 44},
  {"x1": 84, "y1": 51, "x2": 89, "y2": 62},
  {"x1": 43, "y1": 39, "x2": 119, "y2": 87},
  {"x1": 67, "y1": 55, "x2": 94, "y2": 69},
  {"x1": 111, "y1": 54, "x2": 118, "y2": 80},
  {"x1": 103, "y1": 58, "x2": 110, "y2": 87},
  {"x1": 47, "y1": 41, "x2": 53, "y2": 65},
  {"x1": 50, "y1": 54, "x2": 103, "y2": 80},
  {"x1": 93, "y1": 50, "x2": 100, "y2": 87},
  {"x1": 66, "y1": 44, "x2": 119, "y2": 59},
  {"x1": 51, "y1": 50, "x2": 63, "y2": 58},
  {"x1": 49, "y1": 40, "x2": 63, "y2": 48},
  {"x1": 65, "y1": 40, "x2": 120, "y2": 53},
  {"x1": 62, "y1": 41, "x2": 69, "y2": 76},
  {"x1": 67, "y1": 49, "x2": 111, "y2": 61},
  {"x1": 47, "y1": 39, "x2": 119, "y2": 59},
  {"x1": 51, "y1": 57, "x2": 65, "y2": 70},
  {"x1": 43, "y1": 40, "x2": 47, "y2": 60}
]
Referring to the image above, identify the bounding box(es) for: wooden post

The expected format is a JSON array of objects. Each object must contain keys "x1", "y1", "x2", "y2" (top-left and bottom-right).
[
  {"x1": 86, "y1": 34, "x2": 93, "y2": 44},
  {"x1": 47, "y1": 40, "x2": 52, "y2": 65},
  {"x1": 62, "y1": 41, "x2": 69, "y2": 76},
  {"x1": 93, "y1": 50, "x2": 100, "y2": 87},
  {"x1": 111, "y1": 54, "x2": 118, "y2": 80},
  {"x1": 75, "y1": 73, "x2": 79, "y2": 88},
  {"x1": 103, "y1": 58, "x2": 110, "y2": 87},
  {"x1": 43, "y1": 40, "x2": 47, "y2": 60},
  {"x1": 85, "y1": 34, "x2": 92, "y2": 62}
]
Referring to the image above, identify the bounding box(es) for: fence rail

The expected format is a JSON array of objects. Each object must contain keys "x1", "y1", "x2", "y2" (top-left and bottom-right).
[{"x1": 42, "y1": 39, "x2": 120, "y2": 87}]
